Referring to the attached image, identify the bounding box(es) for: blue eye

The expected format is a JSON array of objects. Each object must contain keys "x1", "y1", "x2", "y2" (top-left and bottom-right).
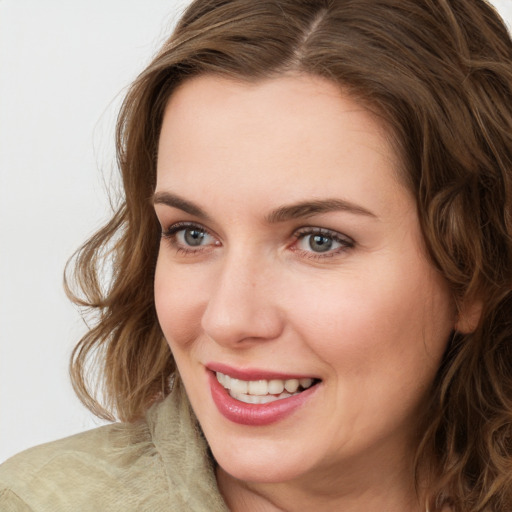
[
  {"x1": 304, "y1": 234, "x2": 335, "y2": 252},
  {"x1": 178, "y1": 227, "x2": 211, "y2": 247},
  {"x1": 294, "y1": 228, "x2": 353, "y2": 256},
  {"x1": 162, "y1": 223, "x2": 217, "y2": 252}
]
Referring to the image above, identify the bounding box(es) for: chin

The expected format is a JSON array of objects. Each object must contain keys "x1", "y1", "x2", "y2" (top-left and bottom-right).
[{"x1": 208, "y1": 434, "x2": 317, "y2": 484}]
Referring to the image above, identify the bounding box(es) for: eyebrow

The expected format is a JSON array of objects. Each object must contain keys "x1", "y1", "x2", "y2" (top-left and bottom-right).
[
  {"x1": 153, "y1": 191, "x2": 377, "y2": 223},
  {"x1": 153, "y1": 191, "x2": 212, "y2": 221},
  {"x1": 265, "y1": 198, "x2": 377, "y2": 223}
]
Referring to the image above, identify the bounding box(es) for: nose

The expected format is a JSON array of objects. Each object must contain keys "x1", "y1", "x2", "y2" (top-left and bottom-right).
[{"x1": 200, "y1": 252, "x2": 284, "y2": 347}]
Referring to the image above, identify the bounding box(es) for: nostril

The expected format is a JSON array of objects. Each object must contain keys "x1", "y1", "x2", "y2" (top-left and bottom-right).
[{"x1": 200, "y1": 293, "x2": 284, "y2": 347}]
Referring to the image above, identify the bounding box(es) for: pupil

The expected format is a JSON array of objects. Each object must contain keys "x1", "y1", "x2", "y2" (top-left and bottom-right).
[
  {"x1": 184, "y1": 229, "x2": 205, "y2": 246},
  {"x1": 310, "y1": 235, "x2": 332, "y2": 252}
]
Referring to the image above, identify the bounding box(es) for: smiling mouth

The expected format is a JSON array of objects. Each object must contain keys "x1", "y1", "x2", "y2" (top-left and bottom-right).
[{"x1": 215, "y1": 371, "x2": 320, "y2": 405}]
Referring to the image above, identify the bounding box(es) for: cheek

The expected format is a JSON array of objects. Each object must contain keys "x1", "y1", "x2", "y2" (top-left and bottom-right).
[
  {"x1": 285, "y1": 265, "x2": 454, "y2": 382},
  {"x1": 154, "y1": 257, "x2": 207, "y2": 348},
  {"x1": 155, "y1": 244, "x2": 455, "y2": 385},
  {"x1": 285, "y1": 267, "x2": 455, "y2": 440}
]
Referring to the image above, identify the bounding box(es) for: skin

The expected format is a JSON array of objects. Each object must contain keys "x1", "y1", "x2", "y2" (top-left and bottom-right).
[{"x1": 153, "y1": 74, "x2": 457, "y2": 511}]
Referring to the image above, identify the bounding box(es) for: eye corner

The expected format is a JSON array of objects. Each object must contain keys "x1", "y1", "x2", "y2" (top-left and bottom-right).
[
  {"x1": 159, "y1": 221, "x2": 221, "y2": 258},
  {"x1": 290, "y1": 226, "x2": 355, "y2": 260}
]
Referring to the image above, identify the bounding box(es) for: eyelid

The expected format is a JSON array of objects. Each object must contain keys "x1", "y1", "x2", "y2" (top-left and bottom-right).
[
  {"x1": 162, "y1": 221, "x2": 210, "y2": 236},
  {"x1": 160, "y1": 221, "x2": 354, "y2": 260},
  {"x1": 161, "y1": 221, "x2": 220, "y2": 252},
  {"x1": 291, "y1": 226, "x2": 355, "y2": 258},
  {"x1": 293, "y1": 226, "x2": 354, "y2": 244}
]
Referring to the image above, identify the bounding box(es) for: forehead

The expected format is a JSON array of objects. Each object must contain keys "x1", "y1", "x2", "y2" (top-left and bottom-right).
[
  {"x1": 159, "y1": 73, "x2": 389, "y2": 148},
  {"x1": 156, "y1": 73, "x2": 409, "y2": 219}
]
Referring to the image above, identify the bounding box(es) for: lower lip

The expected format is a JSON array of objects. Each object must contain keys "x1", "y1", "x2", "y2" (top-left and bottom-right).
[{"x1": 208, "y1": 371, "x2": 319, "y2": 426}]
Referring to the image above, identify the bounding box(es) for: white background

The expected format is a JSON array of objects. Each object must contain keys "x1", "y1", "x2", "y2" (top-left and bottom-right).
[
  {"x1": 0, "y1": 0, "x2": 193, "y2": 462},
  {"x1": 1, "y1": 0, "x2": 511, "y2": 463}
]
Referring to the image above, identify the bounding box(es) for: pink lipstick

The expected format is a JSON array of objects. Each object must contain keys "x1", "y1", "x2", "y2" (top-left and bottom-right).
[{"x1": 207, "y1": 365, "x2": 320, "y2": 426}]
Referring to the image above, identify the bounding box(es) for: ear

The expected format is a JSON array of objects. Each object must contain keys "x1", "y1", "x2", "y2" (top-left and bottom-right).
[{"x1": 454, "y1": 299, "x2": 483, "y2": 334}]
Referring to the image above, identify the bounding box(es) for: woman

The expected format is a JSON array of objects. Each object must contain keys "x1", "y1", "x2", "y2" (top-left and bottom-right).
[{"x1": 1, "y1": 0, "x2": 512, "y2": 510}]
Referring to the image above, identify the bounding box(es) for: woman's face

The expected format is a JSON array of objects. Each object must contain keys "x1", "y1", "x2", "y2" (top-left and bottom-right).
[{"x1": 154, "y1": 74, "x2": 455, "y2": 488}]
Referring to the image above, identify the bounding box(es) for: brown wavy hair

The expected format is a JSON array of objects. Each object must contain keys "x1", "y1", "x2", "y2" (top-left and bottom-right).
[{"x1": 66, "y1": 0, "x2": 512, "y2": 509}]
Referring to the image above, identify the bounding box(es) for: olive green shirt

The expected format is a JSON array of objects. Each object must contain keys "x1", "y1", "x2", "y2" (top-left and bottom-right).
[{"x1": 0, "y1": 384, "x2": 229, "y2": 511}]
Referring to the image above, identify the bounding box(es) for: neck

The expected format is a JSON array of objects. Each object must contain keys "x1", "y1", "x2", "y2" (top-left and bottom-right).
[{"x1": 216, "y1": 459, "x2": 425, "y2": 512}]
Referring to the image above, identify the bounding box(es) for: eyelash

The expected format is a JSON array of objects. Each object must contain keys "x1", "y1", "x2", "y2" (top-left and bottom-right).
[
  {"x1": 161, "y1": 222, "x2": 355, "y2": 259},
  {"x1": 291, "y1": 227, "x2": 354, "y2": 259},
  {"x1": 161, "y1": 222, "x2": 217, "y2": 256}
]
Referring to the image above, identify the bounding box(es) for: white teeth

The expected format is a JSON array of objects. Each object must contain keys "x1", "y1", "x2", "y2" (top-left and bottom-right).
[
  {"x1": 217, "y1": 372, "x2": 229, "y2": 388},
  {"x1": 284, "y1": 379, "x2": 299, "y2": 393},
  {"x1": 230, "y1": 378, "x2": 248, "y2": 394},
  {"x1": 299, "y1": 378, "x2": 313, "y2": 388},
  {"x1": 216, "y1": 372, "x2": 316, "y2": 400},
  {"x1": 248, "y1": 380, "x2": 268, "y2": 395},
  {"x1": 268, "y1": 379, "x2": 285, "y2": 394},
  {"x1": 229, "y1": 390, "x2": 294, "y2": 404}
]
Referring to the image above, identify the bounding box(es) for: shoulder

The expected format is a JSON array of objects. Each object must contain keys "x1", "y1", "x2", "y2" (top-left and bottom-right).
[
  {"x1": 0, "y1": 487, "x2": 33, "y2": 512},
  {"x1": 0, "y1": 385, "x2": 228, "y2": 512},
  {"x1": 0, "y1": 413, "x2": 168, "y2": 511}
]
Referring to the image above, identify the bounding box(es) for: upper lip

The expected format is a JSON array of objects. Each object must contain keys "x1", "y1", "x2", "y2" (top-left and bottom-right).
[{"x1": 206, "y1": 362, "x2": 320, "y2": 381}]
